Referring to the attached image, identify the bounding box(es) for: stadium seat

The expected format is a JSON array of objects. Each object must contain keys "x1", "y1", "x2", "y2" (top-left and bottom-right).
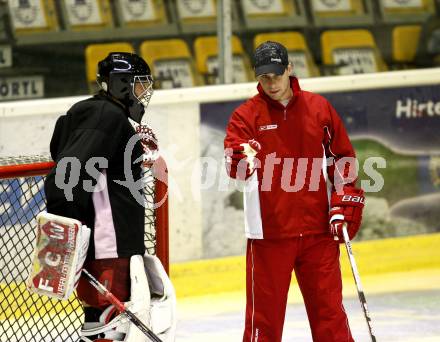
[
  {"x1": 254, "y1": 32, "x2": 319, "y2": 78},
  {"x1": 113, "y1": 0, "x2": 168, "y2": 28},
  {"x1": 175, "y1": 0, "x2": 217, "y2": 33},
  {"x1": 194, "y1": 36, "x2": 253, "y2": 85},
  {"x1": 321, "y1": 29, "x2": 388, "y2": 75},
  {"x1": 240, "y1": 0, "x2": 307, "y2": 29},
  {"x1": 6, "y1": 0, "x2": 59, "y2": 34},
  {"x1": 59, "y1": 0, "x2": 113, "y2": 31},
  {"x1": 139, "y1": 39, "x2": 202, "y2": 89},
  {"x1": 392, "y1": 25, "x2": 422, "y2": 64},
  {"x1": 414, "y1": 15, "x2": 440, "y2": 67},
  {"x1": 309, "y1": 0, "x2": 373, "y2": 27},
  {"x1": 377, "y1": 0, "x2": 436, "y2": 24},
  {"x1": 85, "y1": 42, "x2": 135, "y2": 92}
]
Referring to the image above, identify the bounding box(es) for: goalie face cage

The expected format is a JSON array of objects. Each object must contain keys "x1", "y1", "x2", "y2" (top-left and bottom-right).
[{"x1": 0, "y1": 155, "x2": 169, "y2": 342}]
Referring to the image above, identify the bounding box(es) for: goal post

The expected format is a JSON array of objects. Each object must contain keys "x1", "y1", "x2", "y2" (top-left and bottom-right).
[{"x1": 0, "y1": 155, "x2": 169, "y2": 342}]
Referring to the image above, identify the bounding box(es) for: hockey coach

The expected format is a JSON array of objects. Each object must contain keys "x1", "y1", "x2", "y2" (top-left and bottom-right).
[{"x1": 224, "y1": 41, "x2": 365, "y2": 341}]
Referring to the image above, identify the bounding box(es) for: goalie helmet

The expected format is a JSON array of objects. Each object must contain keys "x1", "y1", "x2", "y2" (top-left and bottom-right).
[{"x1": 97, "y1": 52, "x2": 154, "y2": 123}]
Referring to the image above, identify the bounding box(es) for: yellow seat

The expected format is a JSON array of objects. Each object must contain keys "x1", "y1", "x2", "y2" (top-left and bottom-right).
[
  {"x1": 378, "y1": 0, "x2": 435, "y2": 18},
  {"x1": 415, "y1": 16, "x2": 440, "y2": 67},
  {"x1": 194, "y1": 35, "x2": 253, "y2": 85},
  {"x1": 393, "y1": 25, "x2": 422, "y2": 63},
  {"x1": 321, "y1": 29, "x2": 388, "y2": 75},
  {"x1": 85, "y1": 42, "x2": 135, "y2": 93},
  {"x1": 114, "y1": 0, "x2": 168, "y2": 28},
  {"x1": 240, "y1": 1, "x2": 307, "y2": 29},
  {"x1": 60, "y1": 0, "x2": 113, "y2": 31},
  {"x1": 241, "y1": 0, "x2": 293, "y2": 18},
  {"x1": 254, "y1": 32, "x2": 319, "y2": 78},
  {"x1": 7, "y1": 0, "x2": 59, "y2": 34},
  {"x1": 175, "y1": 0, "x2": 216, "y2": 25},
  {"x1": 379, "y1": 0, "x2": 435, "y2": 15},
  {"x1": 176, "y1": 0, "x2": 244, "y2": 33},
  {"x1": 139, "y1": 39, "x2": 202, "y2": 89},
  {"x1": 310, "y1": 0, "x2": 373, "y2": 26}
]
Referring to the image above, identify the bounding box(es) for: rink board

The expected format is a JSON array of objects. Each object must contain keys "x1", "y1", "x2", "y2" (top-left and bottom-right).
[{"x1": 170, "y1": 233, "x2": 440, "y2": 298}]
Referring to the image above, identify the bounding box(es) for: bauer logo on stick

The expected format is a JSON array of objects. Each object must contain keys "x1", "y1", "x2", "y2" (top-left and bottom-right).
[{"x1": 26, "y1": 212, "x2": 90, "y2": 300}]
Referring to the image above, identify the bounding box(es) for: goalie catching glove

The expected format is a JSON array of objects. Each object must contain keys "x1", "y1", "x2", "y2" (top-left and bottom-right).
[
  {"x1": 136, "y1": 124, "x2": 159, "y2": 168},
  {"x1": 26, "y1": 212, "x2": 90, "y2": 300},
  {"x1": 225, "y1": 139, "x2": 261, "y2": 180},
  {"x1": 329, "y1": 187, "x2": 365, "y2": 241}
]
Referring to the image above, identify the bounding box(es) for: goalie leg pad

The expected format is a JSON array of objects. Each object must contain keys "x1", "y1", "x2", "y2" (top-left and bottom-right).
[
  {"x1": 81, "y1": 305, "x2": 126, "y2": 341},
  {"x1": 81, "y1": 255, "x2": 152, "y2": 342},
  {"x1": 143, "y1": 254, "x2": 177, "y2": 341},
  {"x1": 77, "y1": 258, "x2": 130, "y2": 309},
  {"x1": 124, "y1": 255, "x2": 151, "y2": 342}
]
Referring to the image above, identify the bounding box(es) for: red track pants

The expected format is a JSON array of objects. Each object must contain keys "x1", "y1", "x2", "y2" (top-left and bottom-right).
[{"x1": 243, "y1": 234, "x2": 354, "y2": 342}]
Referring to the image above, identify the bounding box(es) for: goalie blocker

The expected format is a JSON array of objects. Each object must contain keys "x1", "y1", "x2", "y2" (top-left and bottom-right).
[
  {"x1": 27, "y1": 212, "x2": 90, "y2": 300},
  {"x1": 27, "y1": 212, "x2": 176, "y2": 341}
]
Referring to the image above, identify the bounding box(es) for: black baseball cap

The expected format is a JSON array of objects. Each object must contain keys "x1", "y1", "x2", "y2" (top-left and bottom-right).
[{"x1": 254, "y1": 41, "x2": 289, "y2": 77}]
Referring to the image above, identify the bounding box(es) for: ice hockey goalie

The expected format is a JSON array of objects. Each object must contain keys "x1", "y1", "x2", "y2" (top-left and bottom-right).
[{"x1": 41, "y1": 52, "x2": 176, "y2": 341}]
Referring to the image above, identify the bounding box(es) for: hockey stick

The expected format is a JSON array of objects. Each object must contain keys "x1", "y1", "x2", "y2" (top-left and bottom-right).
[
  {"x1": 342, "y1": 223, "x2": 377, "y2": 342},
  {"x1": 82, "y1": 269, "x2": 162, "y2": 342}
]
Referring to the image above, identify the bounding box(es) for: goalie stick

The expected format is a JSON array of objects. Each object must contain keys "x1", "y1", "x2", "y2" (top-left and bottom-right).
[
  {"x1": 82, "y1": 269, "x2": 162, "y2": 342},
  {"x1": 342, "y1": 223, "x2": 377, "y2": 342}
]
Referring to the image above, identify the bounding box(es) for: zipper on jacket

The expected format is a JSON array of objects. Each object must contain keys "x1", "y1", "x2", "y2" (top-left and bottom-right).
[{"x1": 283, "y1": 108, "x2": 287, "y2": 120}]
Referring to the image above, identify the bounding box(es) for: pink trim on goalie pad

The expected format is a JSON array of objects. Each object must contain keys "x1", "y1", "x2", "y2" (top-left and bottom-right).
[{"x1": 92, "y1": 170, "x2": 118, "y2": 259}]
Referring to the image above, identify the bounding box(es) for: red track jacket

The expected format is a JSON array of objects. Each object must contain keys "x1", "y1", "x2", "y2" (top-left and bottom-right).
[{"x1": 224, "y1": 77, "x2": 356, "y2": 239}]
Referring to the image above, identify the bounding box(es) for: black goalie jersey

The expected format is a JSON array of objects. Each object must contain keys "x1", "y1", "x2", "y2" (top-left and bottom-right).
[{"x1": 44, "y1": 93, "x2": 146, "y2": 260}]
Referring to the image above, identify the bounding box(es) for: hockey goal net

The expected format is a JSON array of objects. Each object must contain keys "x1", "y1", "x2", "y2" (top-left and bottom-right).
[{"x1": 0, "y1": 155, "x2": 169, "y2": 342}]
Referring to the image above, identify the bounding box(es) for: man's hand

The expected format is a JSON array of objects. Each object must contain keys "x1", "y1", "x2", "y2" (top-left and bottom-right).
[
  {"x1": 225, "y1": 139, "x2": 261, "y2": 180},
  {"x1": 329, "y1": 187, "x2": 365, "y2": 241}
]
